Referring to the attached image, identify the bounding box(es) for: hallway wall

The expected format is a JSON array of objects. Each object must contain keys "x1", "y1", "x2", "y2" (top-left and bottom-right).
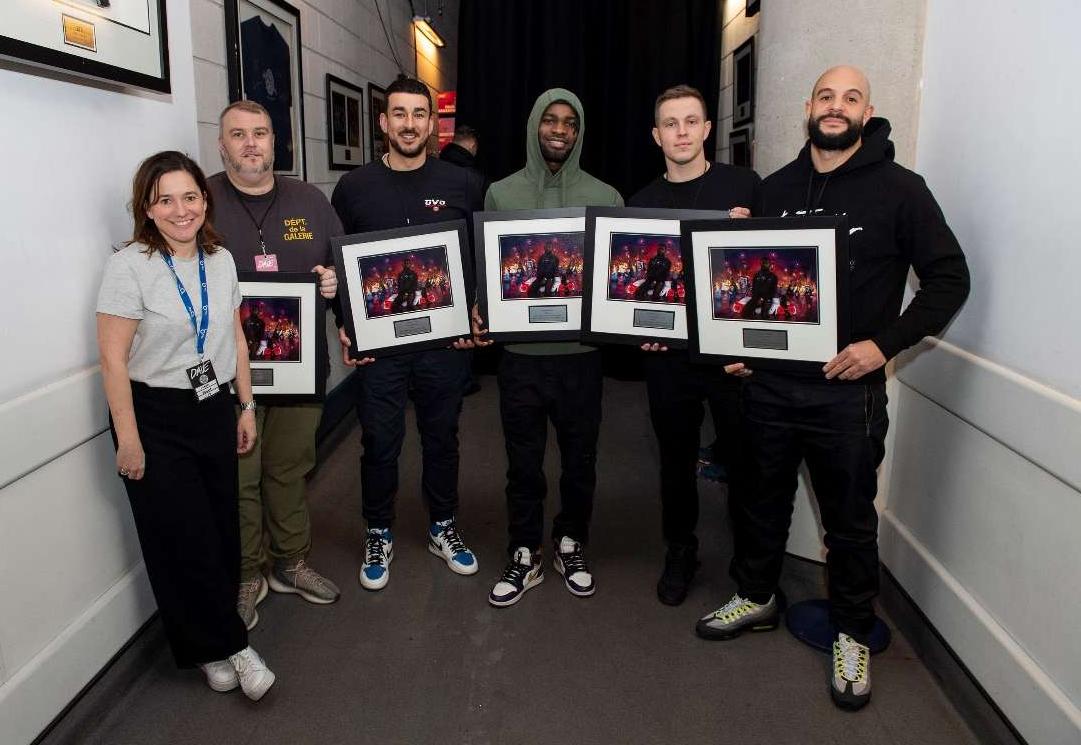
[
  {"x1": 0, "y1": 2, "x2": 199, "y2": 742},
  {"x1": 881, "y1": 2, "x2": 1081, "y2": 742}
]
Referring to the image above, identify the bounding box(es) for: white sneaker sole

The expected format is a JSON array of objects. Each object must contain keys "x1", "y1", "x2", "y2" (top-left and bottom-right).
[
  {"x1": 427, "y1": 540, "x2": 479, "y2": 575},
  {"x1": 240, "y1": 670, "x2": 276, "y2": 702},
  {"x1": 267, "y1": 572, "x2": 339, "y2": 604},
  {"x1": 359, "y1": 547, "x2": 393, "y2": 591},
  {"x1": 488, "y1": 572, "x2": 544, "y2": 607},
  {"x1": 241, "y1": 576, "x2": 269, "y2": 631},
  {"x1": 202, "y1": 670, "x2": 239, "y2": 693},
  {"x1": 554, "y1": 557, "x2": 595, "y2": 597}
]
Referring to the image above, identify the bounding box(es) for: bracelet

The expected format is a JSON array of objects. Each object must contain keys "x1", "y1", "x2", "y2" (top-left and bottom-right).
[{"x1": 240, "y1": 400, "x2": 257, "y2": 412}]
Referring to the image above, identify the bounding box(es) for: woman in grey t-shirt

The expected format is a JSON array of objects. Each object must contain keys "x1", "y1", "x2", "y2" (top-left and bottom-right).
[{"x1": 96, "y1": 151, "x2": 275, "y2": 701}]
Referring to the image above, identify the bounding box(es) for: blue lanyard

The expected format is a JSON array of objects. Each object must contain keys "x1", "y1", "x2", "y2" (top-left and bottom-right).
[{"x1": 162, "y1": 248, "x2": 210, "y2": 358}]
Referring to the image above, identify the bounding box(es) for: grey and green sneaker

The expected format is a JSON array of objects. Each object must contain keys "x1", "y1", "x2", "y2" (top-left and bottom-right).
[
  {"x1": 695, "y1": 593, "x2": 779, "y2": 640},
  {"x1": 268, "y1": 558, "x2": 341, "y2": 604},
  {"x1": 237, "y1": 574, "x2": 268, "y2": 631},
  {"x1": 831, "y1": 633, "x2": 872, "y2": 710}
]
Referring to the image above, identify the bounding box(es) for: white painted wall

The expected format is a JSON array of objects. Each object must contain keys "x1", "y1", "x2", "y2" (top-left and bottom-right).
[
  {"x1": 881, "y1": 2, "x2": 1081, "y2": 742},
  {"x1": 0, "y1": 1, "x2": 198, "y2": 742}
]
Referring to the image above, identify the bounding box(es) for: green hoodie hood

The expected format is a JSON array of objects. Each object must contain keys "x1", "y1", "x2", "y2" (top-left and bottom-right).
[{"x1": 485, "y1": 88, "x2": 622, "y2": 211}]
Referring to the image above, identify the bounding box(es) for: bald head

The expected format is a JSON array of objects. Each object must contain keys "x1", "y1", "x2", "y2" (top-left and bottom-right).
[
  {"x1": 805, "y1": 65, "x2": 874, "y2": 155},
  {"x1": 811, "y1": 65, "x2": 871, "y2": 104}
]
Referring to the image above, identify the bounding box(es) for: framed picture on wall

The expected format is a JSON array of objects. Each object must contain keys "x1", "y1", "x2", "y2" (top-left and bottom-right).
[
  {"x1": 333, "y1": 222, "x2": 472, "y2": 358},
  {"x1": 368, "y1": 82, "x2": 388, "y2": 162},
  {"x1": 225, "y1": 0, "x2": 306, "y2": 179},
  {"x1": 238, "y1": 272, "x2": 326, "y2": 402},
  {"x1": 474, "y1": 209, "x2": 587, "y2": 342},
  {"x1": 732, "y1": 36, "x2": 755, "y2": 127},
  {"x1": 729, "y1": 127, "x2": 752, "y2": 167},
  {"x1": 0, "y1": 0, "x2": 170, "y2": 93},
  {"x1": 682, "y1": 216, "x2": 850, "y2": 372},
  {"x1": 326, "y1": 74, "x2": 364, "y2": 170},
  {"x1": 581, "y1": 207, "x2": 729, "y2": 348}
]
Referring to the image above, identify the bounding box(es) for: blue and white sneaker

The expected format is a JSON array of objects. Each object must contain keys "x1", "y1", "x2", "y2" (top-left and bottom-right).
[
  {"x1": 428, "y1": 518, "x2": 478, "y2": 575},
  {"x1": 360, "y1": 527, "x2": 393, "y2": 590}
]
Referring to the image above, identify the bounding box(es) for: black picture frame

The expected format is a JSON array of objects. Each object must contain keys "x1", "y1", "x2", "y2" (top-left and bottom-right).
[
  {"x1": 0, "y1": 0, "x2": 170, "y2": 93},
  {"x1": 581, "y1": 207, "x2": 730, "y2": 349},
  {"x1": 237, "y1": 272, "x2": 326, "y2": 402},
  {"x1": 474, "y1": 208, "x2": 588, "y2": 343},
  {"x1": 333, "y1": 221, "x2": 473, "y2": 358},
  {"x1": 368, "y1": 82, "x2": 388, "y2": 162},
  {"x1": 729, "y1": 127, "x2": 752, "y2": 168},
  {"x1": 326, "y1": 73, "x2": 364, "y2": 170},
  {"x1": 225, "y1": 0, "x2": 306, "y2": 179},
  {"x1": 682, "y1": 216, "x2": 850, "y2": 373},
  {"x1": 732, "y1": 36, "x2": 755, "y2": 127}
]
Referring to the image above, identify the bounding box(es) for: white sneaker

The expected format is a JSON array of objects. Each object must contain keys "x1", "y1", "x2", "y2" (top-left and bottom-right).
[
  {"x1": 199, "y1": 659, "x2": 238, "y2": 692},
  {"x1": 229, "y1": 646, "x2": 275, "y2": 701},
  {"x1": 831, "y1": 633, "x2": 872, "y2": 710},
  {"x1": 554, "y1": 536, "x2": 595, "y2": 597}
]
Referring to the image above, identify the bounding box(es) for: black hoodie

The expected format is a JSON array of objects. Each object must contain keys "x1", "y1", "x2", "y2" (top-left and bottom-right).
[{"x1": 760, "y1": 117, "x2": 970, "y2": 382}]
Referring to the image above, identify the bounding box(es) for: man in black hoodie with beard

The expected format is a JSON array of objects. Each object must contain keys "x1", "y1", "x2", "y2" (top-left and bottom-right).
[{"x1": 694, "y1": 66, "x2": 969, "y2": 712}]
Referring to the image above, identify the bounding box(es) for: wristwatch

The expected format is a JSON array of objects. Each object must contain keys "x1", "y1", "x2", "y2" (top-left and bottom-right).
[{"x1": 240, "y1": 400, "x2": 257, "y2": 412}]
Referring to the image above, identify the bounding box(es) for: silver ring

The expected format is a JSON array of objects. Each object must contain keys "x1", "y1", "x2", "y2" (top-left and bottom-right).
[{"x1": 119, "y1": 469, "x2": 129, "y2": 477}]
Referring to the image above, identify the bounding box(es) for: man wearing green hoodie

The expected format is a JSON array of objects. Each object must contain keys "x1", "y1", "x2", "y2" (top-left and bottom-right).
[{"x1": 482, "y1": 89, "x2": 623, "y2": 607}]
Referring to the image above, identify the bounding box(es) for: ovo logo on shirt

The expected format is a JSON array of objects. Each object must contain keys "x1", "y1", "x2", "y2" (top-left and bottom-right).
[
  {"x1": 283, "y1": 217, "x2": 313, "y2": 241},
  {"x1": 424, "y1": 198, "x2": 448, "y2": 212}
]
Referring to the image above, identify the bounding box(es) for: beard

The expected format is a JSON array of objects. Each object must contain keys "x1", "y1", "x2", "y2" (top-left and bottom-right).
[
  {"x1": 225, "y1": 150, "x2": 273, "y2": 177},
  {"x1": 807, "y1": 113, "x2": 863, "y2": 151},
  {"x1": 389, "y1": 129, "x2": 427, "y2": 158},
  {"x1": 539, "y1": 136, "x2": 574, "y2": 165}
]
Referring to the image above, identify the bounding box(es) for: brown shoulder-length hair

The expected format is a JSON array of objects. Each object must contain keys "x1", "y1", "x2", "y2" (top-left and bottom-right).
[{"x1": 126, "y1": 150, "x2": 223, "y2": 259}]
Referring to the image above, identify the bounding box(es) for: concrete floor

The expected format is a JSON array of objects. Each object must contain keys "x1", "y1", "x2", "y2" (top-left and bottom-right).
[{"x1": 39, "y1": 375, "x2": 980, "y2": 745}]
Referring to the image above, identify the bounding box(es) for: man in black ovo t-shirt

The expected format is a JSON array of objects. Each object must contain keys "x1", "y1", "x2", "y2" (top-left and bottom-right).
[
  {"x1": 627, "y1": 85, "x2": 761, "y2": 608},
  {"x1": 331, "y1": 76, "x2": 484, "y2": 594}
]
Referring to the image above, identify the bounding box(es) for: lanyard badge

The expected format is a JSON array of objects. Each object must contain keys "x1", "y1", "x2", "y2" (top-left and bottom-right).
[{"x1": 163, "y1": 248, "x2": 221, "y2": 401}]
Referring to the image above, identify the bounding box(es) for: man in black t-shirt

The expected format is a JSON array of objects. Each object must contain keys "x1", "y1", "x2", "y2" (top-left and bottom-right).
[
  {"x1": 628, "y1": 85, "x2": 761, "y2": 607},
  {"x1": 209, "y1": 100, "x2": 343, "y2": 629},
  {"x1": 744, "y1": 257, "x2": 778, "y2": 319},
  {"x1": 637, "y1": 242, "x2": 672, "y2": 302},
  {"x1": 332, "y1": 77, "x2": 484, "y2": 593}
]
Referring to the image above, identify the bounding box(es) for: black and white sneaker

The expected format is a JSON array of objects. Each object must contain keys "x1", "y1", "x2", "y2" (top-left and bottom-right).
[
  {"x1": 554, "y1": 536, "x2": 595, "y2": 597},
  {"x1": 489, "y1": 547, "x2": 544, "y2": 607},
  {"x1": 831, "y1": 633, "x2": 872, "y2": 710}
]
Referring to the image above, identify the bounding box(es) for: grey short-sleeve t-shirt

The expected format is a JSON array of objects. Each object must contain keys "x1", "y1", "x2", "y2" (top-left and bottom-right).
[{"x1": 96, "y1": 244, "x2": 242, "y2": 389}]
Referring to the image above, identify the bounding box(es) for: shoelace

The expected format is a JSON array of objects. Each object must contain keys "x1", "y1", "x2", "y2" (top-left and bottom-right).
[
  {"x1": 559, "y1": 545, "x2": 588, "y2": 576},
  {"x1": 365, "y1": 532, "x2": 388, "y2": 565},
  {"x1": 437, "y1": 522, "x2": 468, "y2": 555},
  {"x1": 231, "y1": 649, "x2": 254, "y2": 675},
  {"x1": 711, "y1": 594, "x2": 756, "y2": 621},
  {"x1": 500, "y1": 558, "x2": 533, "y2": 586},
  {"x1": 285, "y1": 559, "x2": 326, "y2": 589},
  {"x1": 834, "y1": 636, "x2": 869, "y2": 682},
  {"x1": 238, "y1": 577, "x2": 262, "y2": 605}
]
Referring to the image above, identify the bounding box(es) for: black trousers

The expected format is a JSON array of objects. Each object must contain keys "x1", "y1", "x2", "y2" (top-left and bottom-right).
[
  {"x1": 499, "y1": 351, "x2": 602, "y2": 554},
  {"x1": 114, "y1": 383, "x2": 248, "y2": 668},
  {"x1": 644, "y1": 352, "x2": 742, "y2": 550},
  {"x1": 729, "y1": 372, "x2": 888, "y2": 640},
  {"x1": 357, "y1": 348, "x2": 470, "y2": 528}
]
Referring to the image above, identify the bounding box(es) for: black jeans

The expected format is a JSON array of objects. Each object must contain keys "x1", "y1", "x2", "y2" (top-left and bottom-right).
[
  {"x1": 729, "y1": 372, "x2": 888, "y2": 641},
  {"x1": 357, "y1": 348, "x2": 470, "y2": 528},
  {"x1": 498, "y1": 351, "x2": 602, "y2": 555},
  {"x1": 644, "y1": 352, "x2": 742, "y2": 550},
  {"x1": 114, "y1": 383, "x2": 248, "y2": 668}
]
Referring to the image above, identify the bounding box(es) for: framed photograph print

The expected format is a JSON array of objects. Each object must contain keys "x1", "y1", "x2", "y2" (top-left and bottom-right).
[
  {"x1": 682, "y1": 216, "x2": 850, "y2": 372},
  {"x1": 581, "y1": 207, "x2": 729, "y2": 348},
  {"x1": 225, "y1": 0, "x2": 306, "y2": 179},
  {"x1": 474, "y1": 208, "x2": 587, "y2": 342},
  {"x1": 0, "y1": 0, "x2": 170, "y2": 93},
  {"x1": 238, "y1": 272, "x2": 326, "y2": 402},
  {"x1": 732, "y1": 36, "x2": 755, "y2": 127},
  {"x1": 333, "y1": 221, "x2": 472, "y2": 358},
  {"x1": 368, "y1": 82, "x2": 388, "y2": 162},
  {"x1": 326, "y1": 74, "x2": 364, "y2": 170}
]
